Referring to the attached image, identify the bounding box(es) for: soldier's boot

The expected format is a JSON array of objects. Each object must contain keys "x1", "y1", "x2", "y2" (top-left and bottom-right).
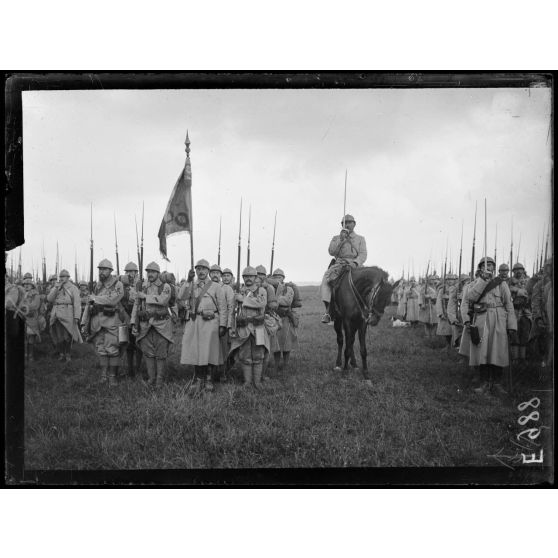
[
  {"x1": 145, "y1": 357, "x2": 157, "y2": 387},
  {"x1": 283, "y1": 352, "x2": 290, "y2": 371},
  {"x1": 108, "y1": 366, "x2": 119, "y2": 387},
  {"x1": 99, "y1": 365, "x2": 109, "y2": 385},
  {"x1": 511, "y1": 345, "x2": 519, "y2": 363},
  {"x1": 253, "y1": 363, "x2": 263, "y2": 390},
  {"x1": 273, "y1": 352, "x2": 281, "y2": 374},
  {"x1": 57, "y1": 343, "x2": 65, "y2": 361},
  {"x1": 242, "y1": 363, "x2": 253, "y2": 387},
  {"x1": 136, "y1": 351, "x2": 144, "y2": 379},
  {"x1": 64, "y1": 341, "x2": 72, "y2": 362},
  {"x1": 126, "y1": 351, "x2": 136, "y2": 378},
  {"x1": 155, "y1": 359, "x2": 165, "y2": 389},
  {"x1": 205, "y1": 371, "x2": 214, "y2": 393},
  {"x1": 519, "y1": 346, "x2": 527, "y2": 365}
]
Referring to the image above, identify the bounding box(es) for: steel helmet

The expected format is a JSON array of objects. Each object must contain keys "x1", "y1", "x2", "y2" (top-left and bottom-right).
[
  {"x1": 341, "y1": 214, "x2": 355, "y2": 224},
  {"x1": 242, "y1": 266, "x2": 258, "y2": 277},
  {"x1": 124, "y1": 261, "x2": 139, "y2": 272},
  {"x1": 145, "y1": 261, "x2": 160, "y2": 273},
  {"x1": 98, "y1": 259, "x2": 114, "y2": 270},
  {"x1": 194, "y1": 259, "x2": 210, "y2": 270},
  {"x1": 79, "y1": 280, "x2": 88, "y2": 287},
  {"x1": 48, "y1": 274, "x2": 57, "y2": 281},
  {"x1": 23, "y1": 272, "x2": 32, "y2": 279},
  {"x1": 446, "y1": 273, "x2": 458, "y2": 280},
  {"x1": 210, "y1": 264, "x2": 222, "y2": 273},
  {"x1": 222, "y1": 268, "x2": 233, "y2": 275},
  {"x1": 59, "y1": 269, "x2": 70, "y2": 277},
  {"x1": 512, "y1": 262, "x2": 525, "y2": 271},
  {"x1": 272, "y1": 268, "x2": 285, "y2": 277},
  {"x1": 477, "y1": 256, "x2": 495, "y2": 268},
  {"x1": 498, "y1": 263, "x2": 510, "y2": 271},
  {"x1": 165, "y1": 272, "x2": 176, "y2": 284},
  {"x1": 256, "y1": 265, "x2": 267, "y2": 275}
]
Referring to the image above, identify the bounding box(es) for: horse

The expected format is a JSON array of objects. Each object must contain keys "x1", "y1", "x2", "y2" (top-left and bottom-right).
[{"x1": 330, "y1": 266, "x2": 393, "y2": 384}]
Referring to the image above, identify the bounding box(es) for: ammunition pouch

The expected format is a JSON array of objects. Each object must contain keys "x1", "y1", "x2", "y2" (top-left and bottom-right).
[
  {"x1": 200, "y1": 309, "x2": 216, "y2": 321},
  {"x1": 236, "y1": 315, "x2": 248, "y2": 328},
  {"x1": 469, "y1": 324, "x2": 481, "y2": 345},
  {"x1": 147, "y1": 310, "x2": 169, "y2": 320},
  {"x1": 473, "y1": 302, "x2": 487, "y2": 314},
  {"x1": 276, "y1": 306, "x2": 289, "y2": 318},
  {"x1": 102, "y1": 306, "x2": 116, "y2": 317},
  {"x1": 252, "y1": 314, "x2": 265, "y2": 326}
]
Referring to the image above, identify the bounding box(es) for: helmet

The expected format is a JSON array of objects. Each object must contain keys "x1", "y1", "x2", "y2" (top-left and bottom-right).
[
  {"x1": 48, "y1": 274, "x2": 57, "y2": 281},
  {"x1": 23, "y1": 277, "x2": 33, "y2": 285},
  {"x1": 165, "y1": 272, "x2": 176, "y2": 284},
  {"x1": 446, "y1": 273, "x2": 458, "y2": 280},
  {"x1": 145, "y1": 261, "x2": 160, "y2": 273},
  {"x1": 124, "y1": 261, "x2": 138, "y2": 272},
  {"x1": 256, "y1": 265, "x2": 267, "y2": 275},
  {"x1": 459, "y1": 274, "x2": 470, "y2": 282},
  {"x1": 512, "y1": 262, "x2": 525, "y2": 271},
  {"x1": 498, "y1": 263, "x2": 510, "y2": 271},
  {"x1": 272, "y1": 268, "x2": 285, "y2": 277},
  {"x1": 59, "y1": 269, "x2": 70, "y2": 277},
  {"x1": 477, "y1": 256, "x2": 495, "y2": 268},
  {"x1": 210, "y1": 264, "x2": 222, "y2": 273},
  {"x1": 222, "y1": 268, "x2": 233, "y2": 275},
  {"x1": 341, "y1": 214, "x2": 355, "y2": 224},
  {"x1": 242, "y1": 266, "x2": 258, "y2": 277},
  {"x1": 194, "y1": 259, "x2": 210, "y2": 270},
  {"x1": 410, "y1": 276, "x2": 416, "y2": 282},
  {"x1": 23, "y1": 272, "x2": 32, "y2": 279},
  {"x1": 97, "y1": 259, "x2": 114, "y2": 270},
  {"x1": 79, "y1": 280, "x2": 88, "y2": 287}
]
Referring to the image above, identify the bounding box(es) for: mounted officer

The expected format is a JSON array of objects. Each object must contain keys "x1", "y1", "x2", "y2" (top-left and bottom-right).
[{"x1": 320, "y1": 214, "x2": 367, "y2": 323}]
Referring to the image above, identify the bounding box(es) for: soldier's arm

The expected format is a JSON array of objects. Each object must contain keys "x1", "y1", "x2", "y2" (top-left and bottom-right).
[
  {"x1": 177, "y1": 281, "x2": 191, "y2": 300},
  {"x1": 277, "y1": 286, "x2": 294, "y2": 306},
  {"x1": 328, "y1": 236, "x2": 342, "y2": 257},
  {"x1": 243, "y1": 287, "x2": 267, "y2": 309},
  {"x1": 216, "y1": 285, "x2": 228, "y2": 327},
  {"x1": 354, "y1": 236, "x2": 367, "y2": 266},
  {"x1": 146, "y1": 283, "x2": 171, "y2": 305},
  {"x1": 460, "y1": 287, "x2": 471, "y2": 323},
  {"x1": 46, "y1": 285, "x2": 59, "y2": 303},
  {"x1": 501, "y1": 282, "x2": 517, "y2": 330},
  {"x1": 94, "y1": 282, "x2": 124, "y2": 306}
]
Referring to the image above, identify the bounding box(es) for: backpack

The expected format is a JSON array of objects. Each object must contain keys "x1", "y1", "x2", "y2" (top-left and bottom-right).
[
  {"x1": 159, "y1": 281, "x2": 177, "y2": 307},
  {"x1": 285, "y1": 281, "x2": 302, "y2": 308}
]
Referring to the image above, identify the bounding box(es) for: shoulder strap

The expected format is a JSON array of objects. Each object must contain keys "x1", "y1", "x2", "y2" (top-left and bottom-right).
[
  {"x1": 194, "y1": 281, "x2": 214, "y2": 315},
  {"x1": 474, "y1": 277, "x2": 503, "y2": 305}
]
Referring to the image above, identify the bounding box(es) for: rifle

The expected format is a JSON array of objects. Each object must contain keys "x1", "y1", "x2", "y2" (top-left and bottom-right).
[
  {"x1": 74, "y1": 247, "x2": 78, "y2": 285},
  {"x1": 218, "y1": 215, "x2": 222, "y2": 267},
  {"x1": 544, "y1": 222, "x2": 549, "y2": 264},
  {"x1": 470, "y1": 201, "x2": 477, "y2": 280},
  {"x1": 516, "y1": 233, "x2": 521, "y2": 266},
  {"x1": 509, "y1": 216, "x2": 513, "y2": 271},
  {"x1": 494, "y1": 222, "x2": 497, "y2": 264},
  {"x1": 114, "y1": 212, "x2": 120, "y2": 276},
  {"x1": 270, "y1": 210, "x2": 277, "y2": 274},
  {"x1": 18, "y1": 248, "x2": 22, "y2": 280},
  {"x1": 140, "y1": 201, "x2": 144, "y2": 275},
  {"x1": 84, "y1": 203, "x2": 94, "y2": 339},
  {"x1": 247, "y1": 204, "x2": 251, "y2": 267},
  {"x1": 231, "y1": 198, "x2": 243, "y2": 337},
  {"x1": 55, "y1": 242, "x2": 59, "y2": 278},
  {"x1": 135, "y1": 202, "x2": 145, "y2": 334},
  {"x1": 343, "y1": 169, "x2": 347, "y2": 230},
  {"x1": 135, "y1": 214, "x2": 141, "y2": 272}
]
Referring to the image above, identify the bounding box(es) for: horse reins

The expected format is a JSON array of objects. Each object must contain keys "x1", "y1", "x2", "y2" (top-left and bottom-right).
[{"x1": 347, "y1": 270, "x2": 383, "y2": 323}]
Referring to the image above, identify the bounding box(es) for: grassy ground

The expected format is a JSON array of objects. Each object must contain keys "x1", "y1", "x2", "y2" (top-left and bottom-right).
[{"x1": 24, "y1": 286, "x2": 553, "y2": 470}]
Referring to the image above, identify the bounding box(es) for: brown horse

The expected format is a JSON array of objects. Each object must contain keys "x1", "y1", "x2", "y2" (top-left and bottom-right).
[{"x1": 330, "y1": 266, "x2": 393, "y2": 383}]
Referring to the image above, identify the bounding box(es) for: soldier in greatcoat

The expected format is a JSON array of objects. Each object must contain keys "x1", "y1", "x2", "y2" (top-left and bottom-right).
[
  {"x1": 178, "y1": 259, "x2": 227, "y2": 393},
  {"x1": 403, "y1": 277, "x2": 420, "y2": 325},
  {"x1": 498, "y1": 263, "x2": 510, "y2": 283},
  {"x1": 270, "y1": 268, "x2": 298, "y2": 374},
  {"x1": 530, "y1": 258, "x2": 552, "y2": 368},
  {"x1": 78, "y1": 281, "x2": 89, "y2": 317},
  {"x1": 418, "y1": 276, "x2": 438, "y2": 337},
  {"x1": 23, "y1": 278, "x2": 44, "y2": 361},
  {"x1": 81, "y1": 259, "x2": 124, "y2": 386},
  {"x1": 120, "y1": 261, "x2": 143, "y2": 378},
  {"x1": 320, "y1": 214, "x2": 367, "y2": 323},
  {"x1": 461, "y1": 257, "x2": 517, "y2": 395},
  {"x1": 47, "y1": 269, "x2": 82, "y2": 362},
  {"x1": 211, "y1": 265, "x2": 235, "y2": 381},
  {"x1": 229, "y1": 266, "x2": 269, "y2": 389},
  {"x1": 396, "y1": 279, "x2": 407, "y2": 320},
  {"x1": 436, "y1": 273, "x2": 457, "y2": 349},
  {"x1": 131, "y1": 261, "x2": 173, "y2": 388}
]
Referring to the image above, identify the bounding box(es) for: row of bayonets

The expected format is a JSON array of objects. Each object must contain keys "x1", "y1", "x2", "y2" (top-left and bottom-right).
[{"x1": 402, "y1": 200, "x2": 551, "y2": 283}]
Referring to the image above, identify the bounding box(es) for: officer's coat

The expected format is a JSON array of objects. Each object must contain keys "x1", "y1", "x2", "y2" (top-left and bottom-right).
[
  {"x1": 47, "y1": 281, "x2": 82, "y2": 342},
  {"x1": 179, "y1": 279, "x2": 227, "y2": 366},
  {"x1": 328, "y1": 232, "x2": 367, "y2": 266}
]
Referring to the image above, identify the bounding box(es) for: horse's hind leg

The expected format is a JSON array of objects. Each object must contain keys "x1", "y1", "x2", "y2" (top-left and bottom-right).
[
  {"x1": 358, "y1": 323, "x2": 369, "y2": 380},
  {"x1": 333, "y1": 318, "x2": 343, "y2": 371}
]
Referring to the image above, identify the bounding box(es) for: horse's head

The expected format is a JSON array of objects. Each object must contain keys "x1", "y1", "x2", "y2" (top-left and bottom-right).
[{"x1": 367, "y1": 279, "x2": 393, "y2": 327}]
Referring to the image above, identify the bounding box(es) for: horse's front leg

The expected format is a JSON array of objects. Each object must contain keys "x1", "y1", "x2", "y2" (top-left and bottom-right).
[
  {"x1": 358, "y1": 322, "x2": 369, "y2": 380},
  {"x1": 333, "y1": 318, "x2": 343, "y2": 371},
  {"x1": 343, "y1": 320, "x2": 355, "y2": 370}
]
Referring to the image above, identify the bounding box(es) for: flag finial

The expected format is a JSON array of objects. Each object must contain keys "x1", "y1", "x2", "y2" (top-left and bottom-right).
[{"x1": 185, "y1": 130, "x2": 190, "y2": 157}]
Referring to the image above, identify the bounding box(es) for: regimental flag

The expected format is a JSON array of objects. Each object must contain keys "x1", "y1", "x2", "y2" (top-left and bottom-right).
[{"x1": 158, "y1": 152, "x2": 193, "y2": 261}]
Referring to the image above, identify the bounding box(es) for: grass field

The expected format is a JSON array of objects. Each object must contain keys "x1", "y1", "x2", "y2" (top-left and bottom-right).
[{"x1": 24, "y1": 286, "x2": 553, "y2": 471}]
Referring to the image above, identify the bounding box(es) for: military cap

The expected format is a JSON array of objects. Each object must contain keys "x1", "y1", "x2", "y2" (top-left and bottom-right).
[
  {"x1": 195, "y1": 259, "x2": 210, "y2": 270},
  {"x1": 23, "y1": 272, "x2": 33, "y2": 279},
  {"x1": 256, "y1": 265, "x2": 267, "y2": 275},
  {"x1": 210, "y1": 264, "x2": 222, "y2": 273},
  {"x1": 242, "y1": 266, "x2": 258, "y2": 277},
  {"x1": 48, "y1": 274, "x2": 57, "y2": 281},
  {"x1": 145, "y1": 261, "x2": 160, "y2": 273},
  {"x1": 59, "y1": 269, "x2": 70, "y2": 277},
  {"x1": 498, "y1": 263, "x2": 510, "y2": 271},
  {"x1": 97, "y1": 259, "x2": 114, "y2": 270},
  {"x1": 341, "y1": 214, "x2": 356, "y2": 224},
  {"x1": 477, "y1": 256, "x2": 495, "y2": 267},
  {"x1": 124, "y1": 261, "x2": 139, "y2": 272},
  {"x1": 272, "y1": 268, "x2": 285, "y2": 277},
  {"x1": 79, "y1": 280, "x2": 88, "y2": 287},
  {"x1": 512, "y1": 262, "x2": 525, "y2": 271},
  {"x1": 222, "y1": 268, "x2": 233, "y2": 275},
  {"x1": 446, "y1": 273, "x2": 458, "y2": 280}
]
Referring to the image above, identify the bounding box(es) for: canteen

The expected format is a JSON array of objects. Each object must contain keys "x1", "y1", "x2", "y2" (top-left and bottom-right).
[{"x1": 118, "y1": 324, "x2": 129, "y2": 344}]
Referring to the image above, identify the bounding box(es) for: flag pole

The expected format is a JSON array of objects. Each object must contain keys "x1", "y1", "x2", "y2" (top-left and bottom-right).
[{"x1": 185, "y1": 131, "x2": 194, "y2": 269}]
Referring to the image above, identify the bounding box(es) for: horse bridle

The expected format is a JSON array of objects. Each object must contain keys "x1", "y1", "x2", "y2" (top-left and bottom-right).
[{"x1": 348, "y1": 270, "x2": 384, "y2": 323}]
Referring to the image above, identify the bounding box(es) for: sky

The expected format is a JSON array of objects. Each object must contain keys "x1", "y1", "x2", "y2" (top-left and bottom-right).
[{"x1": 13, "y1": 86, "x2": 552, "y2": 283}]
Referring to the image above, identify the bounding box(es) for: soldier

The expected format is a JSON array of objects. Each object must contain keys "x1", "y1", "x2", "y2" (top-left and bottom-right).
[
  {"x1": 23, "y1": 278, "x2": 44, "y2": 362},
  {"x1": 461, "y1": 257, "x2": 517, "y2": 395},
  {"x1": 81, "y1": 259, "x2": 124, "y2": 386},
  {"x1": 447, "y1": 273, "x2": 470, "y2": 350},
  {"x1": 419, "y1": 276, "x2": 437, "y2": 338},
  {"x1": 509, "y1": 262, "x2": 529, "y2": 294},
  {"x1": 530, "y1": 258, "x2": 552, "y2": 368},
  {"x1": 498, "y1": 263, "x2": 510, "y2": 282},
  {"x1": 120, "y1": 261, "x2": 143, "y2": 379},
  {"x1": 131, "y1": 261, "x2": 174, "y2": 388},
  {"x1": 46, "y1": 269, "x2": 82, "y2": 362},
  {"x1": 320, "y1": 214, "x2": 367, "y2": 323},
  {"x1": 404, "y1": 277, "x2": 420, "y2": 325},
  {"x1": 212, "y1": 265, "x2": 235, "y2": 381},
  {"x1": 178, "y1": 259, "x2": 227, "y2": 393},
  {"x1": 396, "y1": 279, "x2": 407, "y2": 321},
  {"x1": 436, "y1": 273, "x2": 457, "y2": 350},
  {"x1": 44, "y1": 274, "x2": 57, "y2": 341},
  {"x1": 255, "y1": 265, "x2": 278, "y2": 312},
  {"x1": 229, "y1": 266, "x2": 269, "y2": 389},
  {"x1": 270, "y1": 268, "x2": 298, "y2": 374},
  {"x1": 78, "y1": 281, "x2": 89, "y2": 317}
]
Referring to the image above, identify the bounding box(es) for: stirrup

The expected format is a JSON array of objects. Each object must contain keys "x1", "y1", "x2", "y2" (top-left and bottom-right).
[{"x1": 321, "y1": 313, "x2": 331, "y2": 324}]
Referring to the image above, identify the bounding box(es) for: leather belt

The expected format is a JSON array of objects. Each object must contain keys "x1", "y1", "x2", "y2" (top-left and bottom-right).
[{"x1": 485, "y1": 303, "x2": 503, "y2": 308}]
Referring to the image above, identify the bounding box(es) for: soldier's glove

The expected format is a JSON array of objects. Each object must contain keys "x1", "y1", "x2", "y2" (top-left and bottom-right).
[
  {"x1": 187, "y1": 269, "x2": 196, "y2": 282},
  {"x1": 219, "y1": 326, "x2": 227, "y2": 338}
]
